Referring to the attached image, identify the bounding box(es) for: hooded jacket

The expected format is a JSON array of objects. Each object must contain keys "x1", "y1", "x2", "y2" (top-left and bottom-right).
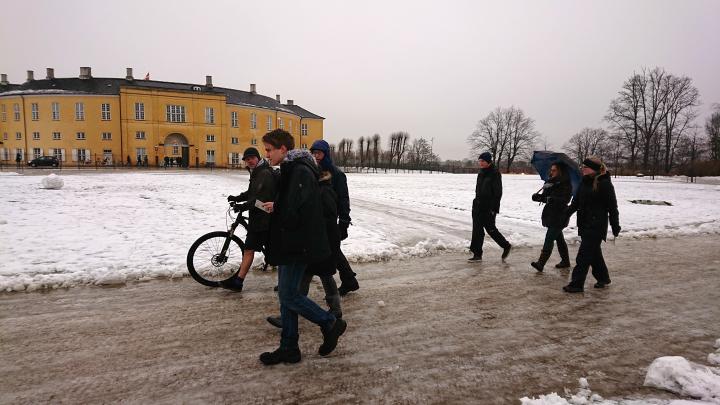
[
  {"x1": 310, "y1": 140, "x2": 351, "y2": 225},
  {"x1": 474, "y1": 164, "x2": 502, "y2": 213},
  {"x1": 264, "y1": 149, "x2": 330, "y2": 265},
  {"x1": 567, "y1": 172, "x2": 620, "y2": 241}
]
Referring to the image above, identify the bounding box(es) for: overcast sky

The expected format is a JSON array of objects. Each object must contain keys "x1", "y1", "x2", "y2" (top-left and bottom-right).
[{"x1": 1, "y1": 0, "x2": 718, "y2": 160}]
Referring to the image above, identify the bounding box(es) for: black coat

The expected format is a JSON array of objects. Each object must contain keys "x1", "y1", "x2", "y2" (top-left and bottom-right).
[
  {"x1": 329, "y1": 166, "x2": 351, "y2": 225},
  {"x1": 536, "y1": 175, "x2": 572, "y2": 229},
  {"x1": 305, "y1": 173, "x2": 340, "y2": 277},
  {"x1": 474, "y1": 165, "x2": 502, "y2": 213},
  {"x1": 235, "y1": 160, "x2": 277, "y2": 232},
  {"x1": 567, "y1": 172, "x2": 620, "y2": 241},
  {"x1": 264, "y1": 151, "x2": 330, "y2": 265}
]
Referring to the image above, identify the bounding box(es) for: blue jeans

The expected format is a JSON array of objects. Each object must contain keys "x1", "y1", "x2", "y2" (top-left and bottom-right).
[{"x1": 278, "y1": 263, "x2": 335, "y2": 349}]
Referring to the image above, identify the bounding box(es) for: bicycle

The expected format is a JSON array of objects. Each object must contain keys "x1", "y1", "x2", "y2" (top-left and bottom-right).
[{"x1": 186, "y1": 201, "x2": 268, "y2": 287}]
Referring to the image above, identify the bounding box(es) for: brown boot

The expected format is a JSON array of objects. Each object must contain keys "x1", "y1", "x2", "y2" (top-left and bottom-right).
[{"x1": 531, "y1": 250, "x2": 552, "y2": 272}]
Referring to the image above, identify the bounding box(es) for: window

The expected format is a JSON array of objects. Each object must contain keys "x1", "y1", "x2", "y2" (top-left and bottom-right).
[
  {"x1": 206, "y1": 149, "x2": 215, "y2": 163},
  {"x1": 101, "y1": 103, "x2": 111, "y2": 120},
  {"x1": 301, "y1": 143, "x2": 308, "y2": 149},
  {"x1": 231, "y1": 111, "x2": 238, "y2": 127},
  {"x1": 102, "y1": 132, "x2": 112, "y2": 141},
  {"x1": 136, "y1": 147, "x2": 147, "y2": 159},
  {"x1": 75, "y1": 102, "x2": 85, "y2": 120},
  {"x1": 33, "y1": 132, "x2": 40, "y2": 140},
  {"x1": 1, "y1": 148, "x2": 9, "y2": 160},
  {"x1": 166, "y1": 105, "x2": 186, "y2": 123},
  {"x1": 250, "y1": 113, "x2": 257, "y2": 129},
  {"x1": 278, "y1": 118, "x2": 284, "y2": 129},
  {"x1": 266, "y1": 115, "x2": 272, "y2": 131},
  {"x1": 135, "y1": 131, "x2": 146, "y2": 140},
  {"x1": 52, "y1": 148, "x2": 63, "y2": 160},
  {"x1": 0, "y1": 104, "x2": 5, "y2": 121},
  {"x1": 51, "y1": 102, "x2": 60, "y2": 120},
  {"x1": 289, "y1": 120, "x2": 293, "y2": 132},
  {"x1": 135, "y1": 102, "x2": 145, "y2": 120},
  {"x1": 13, "y1": 103, "x2": 20, "y2": 121},
  {"x1": 230, "y1": 152, "x2": 241, "y2": 165},
  {"x1": 3, "y1": 132, "x2": 7, "y2": 140},
  {"x1": 172, "y1": 144, "x2": 179, "y2": 155},
  {"x1": 231, "y1": 137, "x2": 239, "y2": 145},
  {"x1": 103, "y1": 149, "x2": 113, "y2": 164},
  {"x1": 206, "y1": 134, "x2": 215, "y2": 142},
  {"x1": 76, "y1": 132, "x2": 86, "y2": 140},
  {"x1": 16, "y1": 132, "x2": 22, "y2": 140},
  {"x1": 301, "y1": 123, "x2": 308, "y2": 136},
  {"x1": 31, "y1": 103, "x2": 39, "y2": 120},
  {"x1": 251, "y1": 138, "x2": 257, "y2": 145},
  {"x1": 52, "y1": 132, "x2": 61, "y2": 140},
  {"x1": 33, "y1": 148, "x2": 41, "y2": 159},
  {"x1": 77, "y1": 149, "x2": 88, "y2": 162},
  {"x1": 205, "y1": 107, "x2": 215, "y2": 124}
]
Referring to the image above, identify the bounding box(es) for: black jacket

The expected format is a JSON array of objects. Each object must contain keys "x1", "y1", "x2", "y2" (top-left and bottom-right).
[
  {"x1": 474, "y1": 165, "x2": 502, "y2": 213},
  {"x1": 567, "y1": 172, "x2": 620, "y2": 241},
  {"x1": 305, "y1": 172, "x2": 340, "y2": 277},
  {"x1": 329, "y1": 166, "x2": 351, "y2": 225},
  {"x1": 235, "y1": 159, "x2": 277, "y2": 233},
  {"x1": 536, "y1": 175, "x2": 572, "y2": 229},
  {"x1": 264, "y1": 150, "x2": 330, "y2": 265}
]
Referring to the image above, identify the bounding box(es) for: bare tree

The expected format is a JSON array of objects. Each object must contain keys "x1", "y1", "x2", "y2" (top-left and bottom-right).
[
  {"x1": 357, "y1": 136, "x2": 365, "y2": 170},
  {"x1": 336, "y1": 138, "x2": 354, "y2": 169},
  {"x1": 467, "y1": 107, "x2": 509, "y2": 170},
  {"x1": 706, "y1": 104, "x2": 720, "y2": 161},
  {"x1": 660, "y1": 74, "x2": 700, "y2": 173},
  {"x1": 371, "y1": 133, "x2": 381, "y2": 173},
  {"x1": 504, "y1": 107, "x2": 540, "y2": 172},
  {"x1": 468, "y1": 106, "x2": 537, "y2": 172},
  {"x1": 407, "y1": 137, "x2": 437, "y2": 172},
  {"x1": 389, "y1": 131, "x2": 410, "y2": 172},
  {"x1": 606, "y1": 74, "x2": 642, "y2": 170},
  {"x1": 563, "y1": 128, "x2": 609, "y2": 164}
]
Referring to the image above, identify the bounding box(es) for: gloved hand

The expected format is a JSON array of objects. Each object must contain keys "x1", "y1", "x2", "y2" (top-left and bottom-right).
[
  {"x1": 612, "y1": 225, "x2": 621, "y2": 237},
  {"x1": 531, "y1": 193, "x2": 544, "y2": 202},
  {"x1": 233, "y1": 203, "x2": 248, "y2": 213},
  {"x1": 227, "y1": 195, "x2": 241, "y2": 203},
  {"x1": 339, "y1": 222, "x2": 349, "y2": 241}
]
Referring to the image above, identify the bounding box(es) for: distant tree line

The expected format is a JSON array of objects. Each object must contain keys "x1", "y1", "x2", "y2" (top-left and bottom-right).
[{"x1": 329, "y1": 132, "x2": 442, "y2": 173}]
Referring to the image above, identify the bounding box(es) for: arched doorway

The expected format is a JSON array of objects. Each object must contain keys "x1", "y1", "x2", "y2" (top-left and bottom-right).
[{"x1": 163, "y1": 133, "x2": 189, "y2": 168}]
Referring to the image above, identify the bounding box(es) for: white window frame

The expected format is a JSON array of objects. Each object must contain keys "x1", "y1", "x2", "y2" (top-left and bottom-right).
[
  {"x1": 136, "y1": 147, "x2": 147, "y2": 159},
  {"x1": 3, "y1": 132, "x2": 7, "y2": 140},
  {"x1": 266, "y1": 115, "x2": 272, "y2": 131},
  {"x1": 31, "y1": 103, "x2": 39, "y2": 120},
  {"x1": 33, "y1": 148, "x2": 42, "y2": 159},
  {"x1": 51, "y1": 102, "x2": 60, "y2": 120},
  {"x1": 231, "y1": 111, "x2": 238, "y2": 127},
  {"x1": 0, "y1": 104, "x2": 5, "y2": 121},
  {"x1": 172, "y1": 144, "x2": 179, "y2": 155},
  {"x1": 231, "y1": 137, "x2": 239, "y2": 145},
  {"x1": 230, "y1": 152, "x2": 241, "y2": 165},
  {"x1": 13, "y1": 103, "x2": 20, "y2": 121},
  {"x1": 33, "y1": 132, "x2": 40, "y2": 140},
  {"x1": 301, "y1": 123, "x2": 308, "y2": 136},
  {"x1": 250, "y1": 112, "x2": 257, "y2": 129},
  {"x1": 101, "y1": 103, "x2": 111, "y2": 120},
  {"x1": 77, "y1": 148, "x2": 88, "y2": 162},
  {"x1": 16, "y1": 132, "x2": 22, "y2": 140},
  {"x1": 76, "y1": 132, "x2": 86, "y2": 140},
  {"x1": 75, "y1": 102, "x2": 85, "y2": 121},
  {"x1": 206, "y1": 134, "x2": 215, "y2": 142},
  {"x1": 103, "y1": 149, "x2": 113, "y2": 164},
  {"x1": 52, "y1": 132, "x2": 61, "y2": 140},
  {"x1": 52, "y1": 148, "x2": 63, "y2": 160},
  {"x1": 135, "y1": 131, "x2": 146, "y2": 140},
  {"x1": 135, "y1": 102, "x2": 145, "y2": 120},
  {"x1": 251, "y1": 138, "x2": 257, "y2": 145},
  {"x1": 166, "y1": 105, "x2": 186, "y2": 123},
  {"x1": 278, "y1": 118, "x2": 284, "y2": 129},
  {"x1": 102, "y1": 132, "x2": 112, "y2": 141},
  {"x1": 206, "y1": 149, "x2": 216, "y2": 163},
  {"x1": 205, "y1": 107, "x2": 215, "y2": 124}
]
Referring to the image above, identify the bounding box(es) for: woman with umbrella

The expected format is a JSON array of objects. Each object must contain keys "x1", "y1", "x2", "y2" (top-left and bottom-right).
[{"x1": 530, "y1": 161, "x2": 573, "y2": 271}]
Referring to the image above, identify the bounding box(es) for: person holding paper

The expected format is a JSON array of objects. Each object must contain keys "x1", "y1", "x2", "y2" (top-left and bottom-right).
[{"x1": 222, "y1": 147, "x2": 277, "y2": 292}]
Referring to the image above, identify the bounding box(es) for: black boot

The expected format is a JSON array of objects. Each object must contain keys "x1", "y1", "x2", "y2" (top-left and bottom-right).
[
  {"x1": 468, "y1": 253, "x2": 483, "y2": 262},
  {"x1": 325, "y1": 295, "x2": 343, "y2": 319},
  {"x1": 501, "y1": 244, "x2": 512, "y2": 262},
  {"x1": 555, "y1": 240, "x2": 571, "y2": 268},
  {"x1": 219, "y1": 276, "x2": 244, "y2": 292},
  {"x1": 338, "y1": 278, "x2": 359, "y2": 296},
  {"x1": 266, "y1": 316, "x2": 282, "y2": 329},
  {"x1": 259, "y1": 346, "x2": 301, "y2": 365},
  {"x1": 531, "y1": 250, "x2": 552, "y2": 272},
  {"x1": 563, "y1": 285, "x2": 584, "y2": 293},
  {"x1": 319, "y1": 318, "x2": 347, "y2": 356}
]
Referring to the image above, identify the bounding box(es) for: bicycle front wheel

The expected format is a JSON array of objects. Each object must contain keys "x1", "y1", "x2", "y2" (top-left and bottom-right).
[{"x1": 187, "y1": 231, "x2": 245, "y2": 287}]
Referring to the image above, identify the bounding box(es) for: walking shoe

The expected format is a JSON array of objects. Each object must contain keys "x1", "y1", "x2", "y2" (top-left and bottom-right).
[
  {"x1": 467, "y1": 255, "x2": 483, "y2": 262},
  {"x1": 338, "y1": 278, "x2": 359, "y2": 296},
  {"x1": 555, "y1": 260, "x2": 571, "y2": 269},
  {"x1": 318, "y1": 318, "x2": 347, "y2": 356},
  {"x1": 563, "y1": 285, "x2": 584, "y2": 293},
  {"x1": 259, "y1": 347, "x2": 301, "y2": 365},
  {"x1": 594, "y1": 280, "x2": 611, "y2": 289},
  {"x1": 219, "y1": 277, "x2": 244, "y2": 292},
  {"x1": 501, "y1": 245, "x2": 512, "y2": 262},
  {"x1": 266, "y1": 316, "x2": 282, "y2": 329}
]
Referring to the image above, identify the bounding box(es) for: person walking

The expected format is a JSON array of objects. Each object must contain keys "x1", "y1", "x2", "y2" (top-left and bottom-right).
[
  {"x1": 309, "y1": 140, "x2": 359, "y2": 296},
  {"x1": 259, "y1": 129, "x2": 346, "y2": 365},
  {"x1": 563, "y1": 156, "x2": 621, "y2": 293},
  {"x1": 530, "y1": 162, "x2": 572, "y2": 271},
  {"x1": 469, "y1": 152, "x2": 512, "y2": 262},
  {"x1": 221, "y1": 147, "x2": 277, "y2": 292}
]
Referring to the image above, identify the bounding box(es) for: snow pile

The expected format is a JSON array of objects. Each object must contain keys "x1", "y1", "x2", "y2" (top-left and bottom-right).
[
  {"x1": 41, "y1": 173, "x2": 64, "y2": 189},
  {"x1": 643, "y1": 356, "x2": 720, "y2": 402}
]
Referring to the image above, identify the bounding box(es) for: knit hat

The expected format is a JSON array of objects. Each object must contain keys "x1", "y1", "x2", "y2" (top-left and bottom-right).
[
  {"x1": 310, "y1": 140, "x2": 334, "y2": 171},
  {"x1": 242, "y1": 147, "x2": 261, "y2": 161},
  {"x1": 478, "y1": 152, "x2": 493, "y2": 163}
]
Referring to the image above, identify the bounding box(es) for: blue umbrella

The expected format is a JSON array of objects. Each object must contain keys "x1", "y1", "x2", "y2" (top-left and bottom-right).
[{"x1": 530, "y1": 151, "x2": 582, "y2": 197}]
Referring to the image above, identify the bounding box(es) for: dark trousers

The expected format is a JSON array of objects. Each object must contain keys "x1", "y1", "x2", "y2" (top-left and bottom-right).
[
  {"x1": 470, "y1": 210, "x2": 510, "y2": 256},
  {"x1": 542, "y1": 227, "x2": 567, "y2": 254},
  {"x1": 568, "y1": 234, "x2": 610, "y2": 288},
  {"x1": 336, "y1": 249, "x2": 356, "y2": 284}
]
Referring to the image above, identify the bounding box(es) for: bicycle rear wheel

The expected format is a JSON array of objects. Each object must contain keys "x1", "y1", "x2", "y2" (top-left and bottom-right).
[{"x1": 187, "y1": 231, "x2": 245, "y2": 287}]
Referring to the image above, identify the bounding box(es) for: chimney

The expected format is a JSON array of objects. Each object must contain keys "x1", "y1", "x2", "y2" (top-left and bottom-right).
[
  {"x1": 26, "y1": 70, "x2": 34, "y2": 82},
  {"x1": 46, "y1": 68, "x2": 55, "y2": 80},
  {"x1": 250, "y1": 83, "x2": 256, "y2": 94},
  {"x1": 79, "y1": 66, "x2": 92, "y2": 79},
  {"x1": 275, "y1": 94, "x2": 281, "y2": 103},
  {"x1": 205, "y1": 75, "x2": 213, "y2": 88},
  {"x1": 287, "y1": 100, "x2": 294, "y2": 106},
  {"x1": 126, "y1": 68, "x2": 134, "y2": 81},
  {"x1": 1, "y1": 74, "x2": 8, "y2": 86}
]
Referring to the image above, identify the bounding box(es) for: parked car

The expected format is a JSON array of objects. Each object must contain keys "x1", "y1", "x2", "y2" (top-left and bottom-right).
[{"x1": 29, "y1": 156, "x2": 60, "y2": 167}]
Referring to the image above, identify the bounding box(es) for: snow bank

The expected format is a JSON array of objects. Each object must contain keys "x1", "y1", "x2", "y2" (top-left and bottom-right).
[
  {"x1": 643, "y1": 356, "x2": 720, "y2": 402},
  {"x1": 41, "y1": 173, "x2": 64, "y2": 189}
]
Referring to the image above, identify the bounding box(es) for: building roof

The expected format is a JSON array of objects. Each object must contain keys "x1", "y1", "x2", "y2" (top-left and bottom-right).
[{"x1": 0, "y1": 77, "x2": 323, "y2": 119}]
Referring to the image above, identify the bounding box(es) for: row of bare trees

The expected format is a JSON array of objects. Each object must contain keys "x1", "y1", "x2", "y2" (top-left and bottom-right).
[{"x1": 330, "y1": 132, "x2": 439, "y2": 173}]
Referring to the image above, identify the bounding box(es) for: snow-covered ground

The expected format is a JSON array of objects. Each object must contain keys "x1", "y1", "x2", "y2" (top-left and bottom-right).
[{"x1": 1, "y1": 170, "x2": 719, "y2": 292}]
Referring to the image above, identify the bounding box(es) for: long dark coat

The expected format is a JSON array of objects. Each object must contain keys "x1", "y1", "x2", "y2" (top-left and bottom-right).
[
  {"x1": 305, "y1": 172, "x2": 340, "y2": 277},
  {"x1": 567, "y1": 172, "x2": 620, "y2": 241},
  {"x1": 537, "y1": 175, "x2": 572, "y2": 229},
  {"x1": 474, "y1": 165, "x2": 502, "y2": 213},
  {"x1": 235, "y1": 160, "x2": 277, "y2": 232}
]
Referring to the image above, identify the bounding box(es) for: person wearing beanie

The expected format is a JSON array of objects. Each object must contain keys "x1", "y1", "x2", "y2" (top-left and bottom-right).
[
  {"x1": 221, "y1": 146, "x2": 277, "y2": 292},
  {"x1": 562, "y1": 156, "x2": 621, "y2": 293},
  {"x1": 309, "y1": 139, "x2": 359, "y2": 296},
  {"x1": 469, "y1": 152, "x2": 512, "y2": 262}
]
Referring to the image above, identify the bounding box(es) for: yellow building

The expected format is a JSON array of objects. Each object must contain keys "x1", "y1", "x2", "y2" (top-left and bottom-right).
[{"x1": 0, "y1": 67, "x2": 324, "y2": 168}]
